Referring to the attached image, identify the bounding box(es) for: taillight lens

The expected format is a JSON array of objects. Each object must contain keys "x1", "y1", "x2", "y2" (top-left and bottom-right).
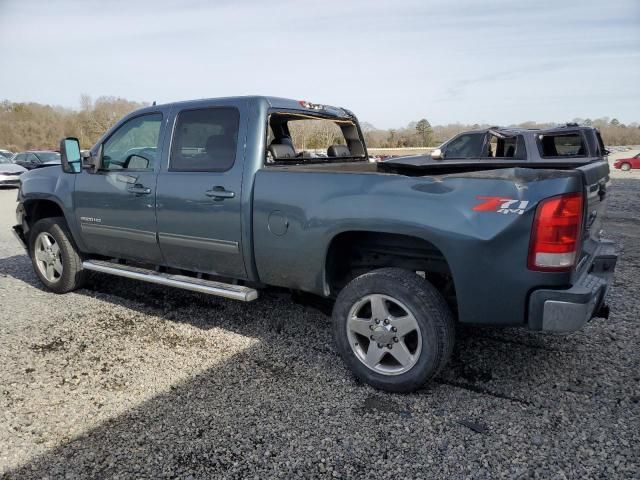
[{"x1": 528, "y1": 193, "x2": 583, "y2": 271}]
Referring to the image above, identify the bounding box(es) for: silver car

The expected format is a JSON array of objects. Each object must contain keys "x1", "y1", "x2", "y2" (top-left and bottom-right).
[{"x1": 0, "y1": 155, "x2": 27, "y2": 187}]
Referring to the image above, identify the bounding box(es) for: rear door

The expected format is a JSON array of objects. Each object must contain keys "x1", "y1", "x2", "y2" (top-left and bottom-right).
[{"x1": 155, "y1": 101, "x2": 248, "y2": 278}]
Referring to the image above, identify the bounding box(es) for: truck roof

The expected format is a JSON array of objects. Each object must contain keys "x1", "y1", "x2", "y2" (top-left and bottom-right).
[
  {"x1": 465, "y1": 124, "x2": 601, "y2": 137},
  {"x1": 145, "y1": 96, "x2": 354, "y2": 118}
]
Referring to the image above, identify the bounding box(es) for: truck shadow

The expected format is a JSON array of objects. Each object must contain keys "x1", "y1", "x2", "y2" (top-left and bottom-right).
[{"x1": 0, "y1": 247, "x2": 628, "y2": 478}]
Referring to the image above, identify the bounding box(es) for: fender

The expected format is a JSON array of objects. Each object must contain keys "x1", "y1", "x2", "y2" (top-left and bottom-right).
[{"x1": 18, "y1": 167, "x2": 88, "y2": 252}]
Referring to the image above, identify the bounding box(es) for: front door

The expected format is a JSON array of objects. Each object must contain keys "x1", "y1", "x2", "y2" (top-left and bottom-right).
[
  {"x1": 155, "y1": 104, "x2": 247, "y2": 278},
  {"x1": 74, "y1": 112, "x2": 165, "y2": 263}
]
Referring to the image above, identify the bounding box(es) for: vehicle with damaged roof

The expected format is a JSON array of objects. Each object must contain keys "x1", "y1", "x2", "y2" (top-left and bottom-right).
[
  {"x1": 413, "y1": 124, "x2": 609, "y2": 166},
  {"x1": 12, "y1": 97, "x2": 617, "y2": 392}
]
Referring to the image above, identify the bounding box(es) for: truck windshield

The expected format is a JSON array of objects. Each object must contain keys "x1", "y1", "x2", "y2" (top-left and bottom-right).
[{"x1": 266, "y1": 112, "x2": 366, "y2": 165}]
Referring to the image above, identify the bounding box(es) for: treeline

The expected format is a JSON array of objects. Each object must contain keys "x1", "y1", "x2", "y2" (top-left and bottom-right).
[
  {"x1": 1, "y1": 97, "x2": 639, "y2": 152},
  {"x1": 0, "y1": 96, "x2": 148, "y2": 151}
]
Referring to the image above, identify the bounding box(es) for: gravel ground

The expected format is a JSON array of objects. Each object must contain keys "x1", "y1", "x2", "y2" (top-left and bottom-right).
[{"x1": 0, "y1": 155, "x2": 639, "y2": 479}]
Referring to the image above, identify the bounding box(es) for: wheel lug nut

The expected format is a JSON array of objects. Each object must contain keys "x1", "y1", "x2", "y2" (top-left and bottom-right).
[
  {"x1": 383, "y1": 319, "x2": 389, "y2": 325},
  {"x1": 393, "y1": 337, "x2": 399, "y2": 342},
  {"x1": 369, "y1": 325, "x2": 374, "y2": 330},
  {"x1": 387, "y1": 344, "x2": 393, "y2": 349},
  {"x1": 392, "y1": 327, "x2": 397, "y2": 332},
  {"x1": 370, "y1": 335, "x2": 375, "y2": 340},
  {"x1": 375, "y1": 319, "x2": 380, "y2": 324},
  {"x1": 377, "y1": 343, "x2": 383, "y2": 348}
]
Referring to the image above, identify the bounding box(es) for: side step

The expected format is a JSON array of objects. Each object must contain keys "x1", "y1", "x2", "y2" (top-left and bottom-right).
[{"x1": 82, "y1": 260, "x2": 258, "y2": 302}]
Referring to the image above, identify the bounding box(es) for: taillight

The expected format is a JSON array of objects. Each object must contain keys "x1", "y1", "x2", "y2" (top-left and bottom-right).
[{"x1": 528, "y1": 193, "x2": 583, "y2": 271}]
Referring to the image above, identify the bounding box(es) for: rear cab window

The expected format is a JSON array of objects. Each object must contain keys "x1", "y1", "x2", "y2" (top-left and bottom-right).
[
  {"x1": 265, "y1": 111, "x2": 366, "y2": 165},
  {"x1": 537, "y1": 132, "x2": 587, "y2": 158}
]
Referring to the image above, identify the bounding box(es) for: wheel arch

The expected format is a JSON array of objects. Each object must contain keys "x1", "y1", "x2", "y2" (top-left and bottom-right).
[
  {"x1": 21, "y1": 197, "x2": 85, "y2": 251},
  {"x1": 324, "y1": 230, "x2": 458, "y2": 313}
]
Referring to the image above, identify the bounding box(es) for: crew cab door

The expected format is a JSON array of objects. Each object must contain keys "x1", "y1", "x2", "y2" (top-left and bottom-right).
[
  {"x1": 74, "y1": 111, "x2": 166, "y2": 263},
  {"x1": 155, "y1": 102, "x2": 247, "y2": 279}
]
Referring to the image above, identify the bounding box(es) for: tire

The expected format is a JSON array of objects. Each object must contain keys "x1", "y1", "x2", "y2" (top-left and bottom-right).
[
  {"x1": 332, "y1": 268, "x2": 455, "y2": 393},
  {"x1": 621, "y1": 163, "x2": 631, "y2": 171},
  {"x1": 29, "y1": 217, "x2": 86, "y2": 294}
]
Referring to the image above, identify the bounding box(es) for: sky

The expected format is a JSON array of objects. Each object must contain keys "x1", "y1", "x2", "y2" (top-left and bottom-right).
[{"x1": 0, "y1": 0, "x2": 638, "y2": 129}]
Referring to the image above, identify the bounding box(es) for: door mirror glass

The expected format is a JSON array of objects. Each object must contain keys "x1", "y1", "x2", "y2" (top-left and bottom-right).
[
  {"x1": 431, "y1": 148, "x2": 443, "y2": 160},
  {"x1": 60, "y1": 137, "x2": 82, "y2": 173}
]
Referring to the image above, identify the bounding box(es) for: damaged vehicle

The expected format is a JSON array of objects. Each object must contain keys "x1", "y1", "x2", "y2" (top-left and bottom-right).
[{"x1": 12, "y1": 97, "x2": 617, "y2": 392}]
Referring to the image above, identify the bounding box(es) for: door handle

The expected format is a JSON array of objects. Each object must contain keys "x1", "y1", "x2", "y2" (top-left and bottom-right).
[
  {"x1": 205, "y1": 186, "x2": 235, "y2": 199},
  {"x1": 128, "y1": 185, "x2": 151, "y2": 195}
]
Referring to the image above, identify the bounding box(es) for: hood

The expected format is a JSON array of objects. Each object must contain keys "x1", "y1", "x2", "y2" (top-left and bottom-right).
[{"x1": 0, "y1": 163, "x2": 27, "y2": 174}]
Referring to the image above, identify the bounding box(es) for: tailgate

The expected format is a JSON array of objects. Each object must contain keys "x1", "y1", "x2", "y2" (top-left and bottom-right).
[{"x1": 576, "y1": 160, "x2": 611, "y2": 268}]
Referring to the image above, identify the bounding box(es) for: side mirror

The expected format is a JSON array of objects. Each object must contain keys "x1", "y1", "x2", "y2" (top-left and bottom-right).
[
  {"x1": 60, "y1": 137, "x2": 82, "y2": 173},
  {"x1": 431, "y1": 148, "x2": 443, "y2": 160}
]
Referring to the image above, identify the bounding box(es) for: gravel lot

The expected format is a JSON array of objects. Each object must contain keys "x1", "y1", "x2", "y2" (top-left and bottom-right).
[{"x1": 1, "y1": 154, "x2": 639, "y2": 479}]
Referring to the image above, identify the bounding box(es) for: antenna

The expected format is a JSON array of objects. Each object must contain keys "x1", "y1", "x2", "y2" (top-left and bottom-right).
[{"x1": 152, "y1": 101, "x2": 156, "y2": 106}]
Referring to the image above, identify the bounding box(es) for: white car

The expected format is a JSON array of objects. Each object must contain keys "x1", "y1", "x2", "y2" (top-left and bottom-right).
[{"x1": 0, "y1": 156, "x2": 27, "y2": 187}]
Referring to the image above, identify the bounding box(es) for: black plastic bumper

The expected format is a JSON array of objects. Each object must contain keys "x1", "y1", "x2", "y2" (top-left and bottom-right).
[{"x1": 528, "y1": 240, "x2": 617, "y2": 332}]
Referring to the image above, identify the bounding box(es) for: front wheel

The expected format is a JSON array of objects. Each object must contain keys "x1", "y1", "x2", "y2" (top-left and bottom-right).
[
  {"x1": 332, "y1": 268, "x2": 455, "y2": 393},
  {"x1": 621, "y1": 163, "x2": 631, "y2": 171},
  {"x1": 29, "y1": 217, "x2": 86, "y2": 294}
]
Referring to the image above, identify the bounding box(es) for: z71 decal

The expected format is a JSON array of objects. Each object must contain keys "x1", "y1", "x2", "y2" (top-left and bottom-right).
[{"x1": 473, "y1": 196, "x2": 530, "y2": 215}]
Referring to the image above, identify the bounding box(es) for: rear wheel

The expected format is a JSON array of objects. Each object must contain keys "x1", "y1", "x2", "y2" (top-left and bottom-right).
[
  {"x1": 29, "y1": 217, "x2": 86, "y2": 293},
  {"x1": 332, "y1": 268, "x2": 455, "y2": 392},
  {"x1": 621, "y1": 163, "x2": 631, "y2": 171}
]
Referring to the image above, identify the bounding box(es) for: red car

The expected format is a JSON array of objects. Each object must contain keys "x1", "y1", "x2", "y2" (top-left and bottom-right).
[{"x1": 614, "y1": 153, "x2": 640, "y2": 171}]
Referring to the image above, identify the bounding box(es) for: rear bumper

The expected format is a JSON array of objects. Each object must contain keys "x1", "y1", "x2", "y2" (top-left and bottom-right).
[{"x1": 528, "y1": 240, "x2": 617, "y2": 332}]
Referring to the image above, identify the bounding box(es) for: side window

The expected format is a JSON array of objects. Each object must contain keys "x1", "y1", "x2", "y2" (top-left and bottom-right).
[
  {"x1": 538, "y1": 132, "x2": 586, "y2": 158},
  {"x1": 27, "y1": 153, "x2": 41, "y2": 164},
  {"x1": 170, "y1": 107, "x2": 239, "y2": 172},
  {"x1": 14, "y1": 153, "x2": 26, "y2": 163},
  {"x1": 102, "y1": 113, "x2": 163, "y2": 171},
  {"x1": 483, "y1": 134, "x2": 520, "y2": 158},
  {"x1": 444, "y1": 133, "x2": 484, "y2": 159}
]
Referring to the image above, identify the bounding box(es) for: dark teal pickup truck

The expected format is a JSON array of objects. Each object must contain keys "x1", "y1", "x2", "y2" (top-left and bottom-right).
[{"x1": 12, "y1": 96, "x2": 617, "y2": 392}]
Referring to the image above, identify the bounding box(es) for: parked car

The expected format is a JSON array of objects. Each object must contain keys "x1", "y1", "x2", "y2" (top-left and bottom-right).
[
  {"x1": 0, "y1": 155, "x2": 26, "y2": 187},
  {"x1": 0, "y1": 149, "x2": 14, "y2": 160},
  {"x1": 420, "y1": 125, "x2": 607, "y2": 164},
  {"x1": 12, "y1": 151, "x2": 61, "y2": 170},
  {"x1": 12, "y1": 96, "x2": 617, "y2": 392},
  {"x1": 613, "y1": 153, "x2": 640, "y2": 171}
]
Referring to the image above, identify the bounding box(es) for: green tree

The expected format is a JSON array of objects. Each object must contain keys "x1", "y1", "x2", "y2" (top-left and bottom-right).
[{"x1": 415, "y1": 118, "x2": 433, "y2": 147}]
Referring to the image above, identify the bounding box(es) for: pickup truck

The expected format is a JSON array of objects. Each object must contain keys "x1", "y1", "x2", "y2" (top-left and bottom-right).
[{"x1": 12, "y1": 97, "x2": 617, "y2": 392}]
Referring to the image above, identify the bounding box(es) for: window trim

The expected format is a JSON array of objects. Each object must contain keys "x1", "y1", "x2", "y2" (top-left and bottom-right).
[
  {"x1": 168, "y1": 106, "x2": 240, "y2": 173},
  {"x1": 99, "y1": 111, "x2": 164, "y2": 172},
  {"x1": 536, "y1": 130, "x2": 588, "y2": 159}
]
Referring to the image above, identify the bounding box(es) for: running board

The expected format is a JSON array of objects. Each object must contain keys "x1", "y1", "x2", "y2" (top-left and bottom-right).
[{"x1": 82, "y1": 260, "x2": 258, "y2": 302}]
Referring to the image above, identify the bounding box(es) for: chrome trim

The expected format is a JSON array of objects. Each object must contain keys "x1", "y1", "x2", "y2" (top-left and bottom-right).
[
  {"x1": 158, "y1": 232, "x2": 239, "y2": 254},
  {"x1": 80, "y1": 224, "x2": 156, "y2": 242},
  {"x1": 82, "y1": 260, "x2": 258, "y2": 301}
]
